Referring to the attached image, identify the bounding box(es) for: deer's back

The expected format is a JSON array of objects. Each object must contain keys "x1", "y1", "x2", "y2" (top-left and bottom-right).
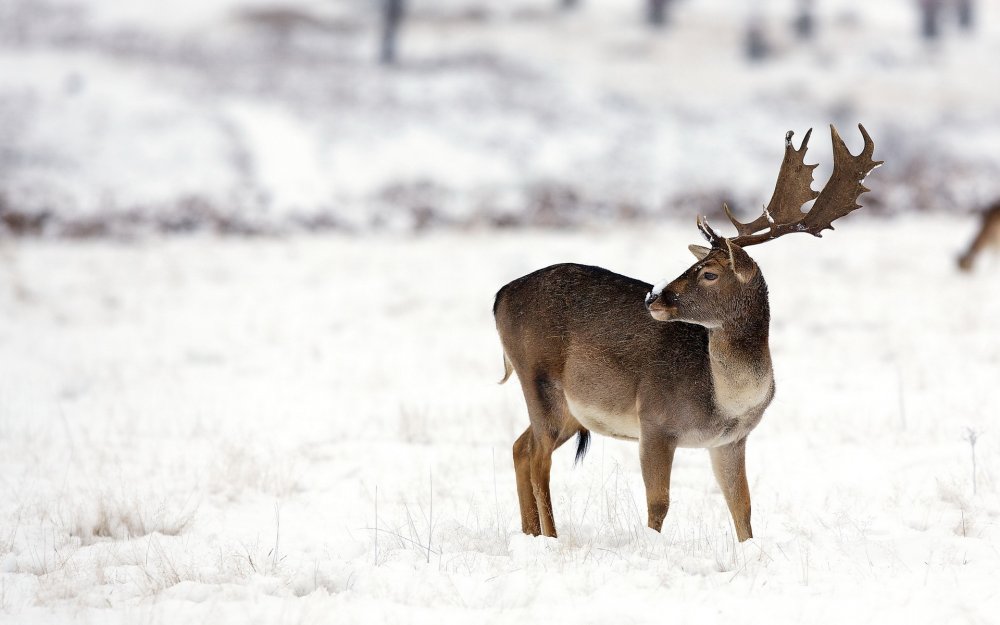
[{"x1": 494, "y1": 264, "x2": 713, "y2": 436}]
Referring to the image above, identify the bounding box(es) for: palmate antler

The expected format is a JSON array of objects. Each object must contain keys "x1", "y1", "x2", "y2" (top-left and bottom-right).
[{"x1": 697, "y1": 124, "x2": 882, "y2": 247}]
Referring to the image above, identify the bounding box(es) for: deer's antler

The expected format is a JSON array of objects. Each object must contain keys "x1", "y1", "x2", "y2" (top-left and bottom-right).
[{"x1": 698, "y1": 124, "x2": 882, "y2": 247}]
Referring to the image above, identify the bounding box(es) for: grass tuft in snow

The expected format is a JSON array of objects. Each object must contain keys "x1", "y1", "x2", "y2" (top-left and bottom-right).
[{"x1": 58, "y1": 490, "x2": 198, "y2": 545}]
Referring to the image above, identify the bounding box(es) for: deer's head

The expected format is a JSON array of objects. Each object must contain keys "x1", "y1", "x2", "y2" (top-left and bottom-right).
[
  {"x1": 645, "y1": 241, "x2": 760, "y2": 327},
  {"x1": 645, "y1": 124, "x2": 882, "y2": 329}
]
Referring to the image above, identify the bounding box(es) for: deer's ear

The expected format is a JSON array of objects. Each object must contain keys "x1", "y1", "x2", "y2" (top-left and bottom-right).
[
  {"x1": 725, "y1": 240, "x2": 757, "y2": 283},
  {"x1": 688, "y1": 245, "x2": 711, "y2": 260}
]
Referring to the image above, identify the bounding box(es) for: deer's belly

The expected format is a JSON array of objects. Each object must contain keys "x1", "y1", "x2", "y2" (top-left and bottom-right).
[
  {"x1": 565, "y1": 397, "x2": 764, "y2": 449},
  {"x1": 565, "y1": 396, "x2": 640, "y2": 441},
  {"x1": 676, "y1": 413, "x2": 763, "y2": 448},
  {"x1": 564, "y1": 386, "x2": 767, "y2": 448}
]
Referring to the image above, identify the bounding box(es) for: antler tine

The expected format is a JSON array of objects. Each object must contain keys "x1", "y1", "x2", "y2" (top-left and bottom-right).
[
  {"x1": 857, "y1": 123, "x2": 879, "y2": 163},
  {"x1": 722, "y1": 202, "x2": 767, "y2": 238},
  {"x1": 696, "y1": 215, "x2": 723, "y2": 246}
]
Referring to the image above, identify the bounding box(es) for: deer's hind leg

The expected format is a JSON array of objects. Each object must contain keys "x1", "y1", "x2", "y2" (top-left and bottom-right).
[
  {"x1": 512, "y1": 428, "x2": 540, "y2": 535},
  {"x1": 512, "y1": 372, "x2": 582, "y2": 538}
]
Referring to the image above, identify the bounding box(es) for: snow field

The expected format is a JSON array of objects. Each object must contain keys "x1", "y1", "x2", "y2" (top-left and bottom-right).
[{"x1": 1, "y1": 216, "x2": 999, "y2": 622}]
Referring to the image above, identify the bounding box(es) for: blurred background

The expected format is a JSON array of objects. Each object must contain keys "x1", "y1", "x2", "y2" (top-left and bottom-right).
[
  {"x1": 1, "y1": 0, "x2": 999, "y2": 237},
  {"x1": 3, "y1": 3, "x2": 1000, "y2": 619}
]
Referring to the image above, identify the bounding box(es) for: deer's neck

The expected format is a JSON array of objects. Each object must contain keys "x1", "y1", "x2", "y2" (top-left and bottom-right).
[{"x1": 707, "y1": 306, "x2": 773, "y2": 418}]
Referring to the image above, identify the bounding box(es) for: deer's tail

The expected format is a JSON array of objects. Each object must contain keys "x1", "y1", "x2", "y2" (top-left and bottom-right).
[
  {"x1": 498, "y1": 352, "x2": 514, "y2": 384},
  {"x1": 574, "y1": 430, "x2": 591, "y2": 465}
]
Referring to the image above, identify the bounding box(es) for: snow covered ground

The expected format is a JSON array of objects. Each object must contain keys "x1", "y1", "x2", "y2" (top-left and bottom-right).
[
  {"x1": 2, "y1": 0, "x2": 1000, "y2": 232},
  {"x1": 1, "y1": 216, "x2": 999, "y2": 623}
]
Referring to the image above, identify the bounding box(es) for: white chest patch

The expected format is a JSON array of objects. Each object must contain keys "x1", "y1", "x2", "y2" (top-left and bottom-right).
[
  {"x1": 565, "y1": 396, "x2": 640, "y2": 441},
  {"x1": 711, "y1": 364, "x2": 773, "y2": 419}
]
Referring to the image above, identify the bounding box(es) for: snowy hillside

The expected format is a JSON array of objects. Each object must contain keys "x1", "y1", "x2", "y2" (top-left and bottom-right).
[
  {"x1": 2, "y1": 0, "x2": 1000, "y2": 233},
  {"x1": 1, "y1": 217, "x2": 999, "y2": 622}
]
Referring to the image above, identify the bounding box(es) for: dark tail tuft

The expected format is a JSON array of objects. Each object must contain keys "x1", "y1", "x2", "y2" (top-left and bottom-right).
[{"x1": 574, "y1": 430, "x2": 591, "y2": 465}]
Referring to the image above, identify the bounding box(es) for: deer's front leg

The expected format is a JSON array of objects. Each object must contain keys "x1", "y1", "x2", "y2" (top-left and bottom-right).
[
  {"x1": 709, "y1": 437, "x2": 753, "y2": 541},
  {"x1": 639, "y1": 429, "x2": 678, "y2": 532}
]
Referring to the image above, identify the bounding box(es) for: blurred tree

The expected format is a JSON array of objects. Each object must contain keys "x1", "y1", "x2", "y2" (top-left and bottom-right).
[
  {"x1": 956, "y1": 0, "x2": 974, "y2": 30},
  {"x1": 744, "y1": 17, "x2": 770, "y2": 61},
  {"x1": 647, "y1": 0, "x2": 671, "y2": 27},
  {"x1": 792, "y1": 0, "x2": 815, "y2": 40},
  {"x1": 918, "y1": 0, "x2": 942, "y2": 40},
  {"x1": 380, "y1": 0, "x2": 405, "y2": 64}
]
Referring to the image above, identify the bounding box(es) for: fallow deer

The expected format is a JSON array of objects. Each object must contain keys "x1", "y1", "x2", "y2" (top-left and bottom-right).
[
  {"x1": 957, "y1": 200, "x2": 1000, "y2": 271},
  {"x1": 494, "y1": 124, "x2": 881, "y2": 541}
]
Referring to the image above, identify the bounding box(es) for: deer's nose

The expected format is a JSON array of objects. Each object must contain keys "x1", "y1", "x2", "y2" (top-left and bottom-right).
[
  {"x1": 647, "y1": 289, "x2": 679, "y2": 310},
  {"x1": 645, "y1": 289, "x2": 678, "y2": 310}
]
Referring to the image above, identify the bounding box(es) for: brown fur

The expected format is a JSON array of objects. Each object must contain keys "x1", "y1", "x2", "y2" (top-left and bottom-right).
[
  {"x1": 958, "y1": 201, "x2": 1000, "y2": 272},
  {"x1": 494, "y1": 245, "x2": 772, "y2": 541}
]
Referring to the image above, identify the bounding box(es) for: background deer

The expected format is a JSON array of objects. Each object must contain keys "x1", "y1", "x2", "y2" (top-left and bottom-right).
[
  {"x1": 494, "y1": 125, "x2": 881, "y2": 541},
  {"x1": 957, "y1": 200, "x2": 1000, "y2": 272}
]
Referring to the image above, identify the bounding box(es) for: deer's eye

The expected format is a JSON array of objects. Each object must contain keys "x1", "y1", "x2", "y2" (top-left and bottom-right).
[{"x1": 702, "y1": 272, "x2": 718, "y2": 281}]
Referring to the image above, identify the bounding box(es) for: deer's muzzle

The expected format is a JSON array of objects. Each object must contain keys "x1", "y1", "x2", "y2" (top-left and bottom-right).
[{"x1": 645, "y1": 289, "x2": 678, "y2": 320}]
